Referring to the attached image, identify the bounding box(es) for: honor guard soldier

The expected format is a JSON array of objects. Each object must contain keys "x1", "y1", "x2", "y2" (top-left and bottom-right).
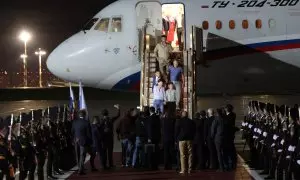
[
  {"x1": 254, "y1": 102, "x2": 266, "y2": 172},
  {"x1": 275, "y1": 105, "x2": 289, "y2": 180},
  {"x1": 252, "y1": 101, "x2": 263, "y2": 170},
  {"x1": 35, "y1": 110, "x2": 49, "y2": 180},
  {"x1": 242, "y1": 102, "x2": 300, "y2": 180},
  {"x1": 10, "y1": 114, "x2": 22, "y2": 179},
  {"x1": 45, "y1": 107, "x2": 59, "y2": 179},
  {"x1": 264, "y1": 104, "x2": 280, "y2": 179},
  {"x1": 51, "y1": 107, "x2": 63, "y2": 175},
  {"x1": 281, "y1": 106, "x2": 299, "y2": 180},
  {"x1": 18, "y1": 114, "x2": 37, "y2": 180},
  {"x1": 241, "y1": 101, "x2": 256, "y2": 168},
  {"x1": 293, "y1": 106, "x2": 300, "y2": 180},
  {"x1": 52, "y1": 106, "x2": 65, "y2": 174},
  {"x1": 0, "y1": 127, "x2": 13, "y2": 179},
  {"x1": 258, "y1": 103, "x2": 272, "y2": 176}
]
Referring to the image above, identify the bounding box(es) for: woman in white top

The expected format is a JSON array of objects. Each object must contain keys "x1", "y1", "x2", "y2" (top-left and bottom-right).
[{"x1": 165, "y1": 82, "x2": 176, "y2": 115}]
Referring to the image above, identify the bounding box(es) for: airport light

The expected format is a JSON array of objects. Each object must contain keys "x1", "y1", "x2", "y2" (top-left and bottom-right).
[
  {"x1": 20, "y1": 54, "x2": 28, "y2": 87},
  {"x1": 35, "y1": 48, "x2": 46, "y2": 87},
  {"x1": 19, "y1": 31, "x2": 31, "y2": 55},
  {"x1": 19, "y1": 31, "x2": 31, "y2": 87}
]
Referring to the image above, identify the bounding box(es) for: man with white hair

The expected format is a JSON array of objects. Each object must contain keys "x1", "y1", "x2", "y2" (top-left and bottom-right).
[
  {"x1": 205, "y1": 108, "x2": 217, "y2": 169},
  {"x1": 207, "y1": 108, "x2": 214, "y2": 116},
  {"x1": 211, "y1": 109, "x2": 225, "y2": 172}
]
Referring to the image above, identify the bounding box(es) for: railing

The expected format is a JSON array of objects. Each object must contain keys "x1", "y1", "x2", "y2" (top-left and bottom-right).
[
  {"x1": 139, "y1": 38, "x2": 196, "y2": 118},
  {"x1": 183, "y1": 50, "x2": 196, "y2": 119}
]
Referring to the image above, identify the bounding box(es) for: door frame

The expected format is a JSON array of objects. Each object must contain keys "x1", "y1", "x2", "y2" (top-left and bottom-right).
[{"x1": 161, "y1": 2, "x2": 186, "y2": 50}]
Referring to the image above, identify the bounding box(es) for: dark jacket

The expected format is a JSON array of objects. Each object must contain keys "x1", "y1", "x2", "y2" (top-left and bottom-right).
[
  {"x1": 162, "y1": 116, "x2": 175, "y2": 142},
  {"x1": 175, "y1": 117, "x2": 196, "y2": 141},
  {"x1": 224, "y1": 112, "x2": 237, "y2": 141},
  {"x1": 100, "y1": 109, "x2": 120, "y2": 138},
  {"x1": 194, "y1": 117, "x2": 206, "y2": 144},
  {"x1": 146, "y1": 114, "x2": 161, "y2": 143},
  {"x1": 116, "y1": 115, "x2": 135, "y2": 140},
  {"x1": 72, "y1": 117, "x2": 92, "y2": 146},
  {"x1": 162, "y1": 18, "x2": 170, "y2": 31},
  {"x1": 91, "y1": 124, "x2": 102, "y2": 150},
  {"x1": 204, "y1": 116, "x2": 214, "y2": 142},
  {"x1": 0, "y1": 144, "x2": 11, "y2": 170},
  {"x1": 211, "y1": 116, "x2": 224, "y2": 143},
  {"x1": 135, "y1": 116, "x2": 147, "y2": 138}
]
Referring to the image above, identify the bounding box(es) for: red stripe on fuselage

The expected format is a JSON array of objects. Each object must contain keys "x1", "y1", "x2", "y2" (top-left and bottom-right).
[
  {"x1": 130, "y1": 81, "x2": 140, "y2": 92},
  {"x1": 205, "y1": 42, "x2": 300, "y2": 61},
  {"x1": 255, "y1": 42, "x2": 300, "y2": 52}
]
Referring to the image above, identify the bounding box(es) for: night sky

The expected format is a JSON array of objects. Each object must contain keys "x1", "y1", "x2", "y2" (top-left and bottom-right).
[{"x1": 0, "y1": 0, "x2": 116, "y2": 72}]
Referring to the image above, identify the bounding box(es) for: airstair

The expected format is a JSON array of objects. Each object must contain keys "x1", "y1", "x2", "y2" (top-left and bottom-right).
[
  {"x1": 136, "y1": 2, "x2": 203, "y2": 118},
  {"x1": 139, "y1": 27, "x2": 202, "y2": 118}
]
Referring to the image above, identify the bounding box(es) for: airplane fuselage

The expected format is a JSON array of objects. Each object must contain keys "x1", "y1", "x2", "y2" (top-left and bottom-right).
[{"x1": 46, "y1": 0, "x2": 300, "y2": 93}]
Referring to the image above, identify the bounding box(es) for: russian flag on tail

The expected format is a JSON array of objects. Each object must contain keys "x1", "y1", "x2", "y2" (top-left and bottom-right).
[
  {"x1": 79, "y1": 82, "x2": 88, "y2": 119},
  {"x1": 69, "y1": 83, "x2": 75, "y2": 120}
]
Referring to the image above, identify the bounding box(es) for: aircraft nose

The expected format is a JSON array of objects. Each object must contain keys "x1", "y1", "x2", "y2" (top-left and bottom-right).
[
  {"x1": 47, "y1": 44, "x2": 67, "y2": 78},
  {"x1": 47, "y1": 33, "x2": 89, "y2": 82}
]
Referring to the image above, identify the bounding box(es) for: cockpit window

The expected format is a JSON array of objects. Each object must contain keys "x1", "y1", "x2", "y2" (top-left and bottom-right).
[
  {"x1": 94, "y1": 18, "x2": 110, "y2": 32},
  {"x1": 83, "y1": 18, "x2": 98, "y2": 30},
  {"x1": 110, "y1": 17, "x2": 122, "y2": 32}
]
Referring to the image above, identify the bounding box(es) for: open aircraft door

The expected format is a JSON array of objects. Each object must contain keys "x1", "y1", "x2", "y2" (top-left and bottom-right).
[
  {"x1": 135, "y1": 1, "x2": 162, "y2": 110},
  {"x1": 186, "y1": 26, "x2": 204, "y2": 117},
  {"x1": 192, "y1": 26, "x2": 204, "y2": 64}
]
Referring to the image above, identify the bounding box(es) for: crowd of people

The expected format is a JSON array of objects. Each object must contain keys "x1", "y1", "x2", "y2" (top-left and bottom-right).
[
  {"x1": 0, "y1": 102, "x2": 239, "y2": 179},
  {"x1": 241, "y1": 101, "x2": 300, "y2": 180},
  {"x1": 73, "y1": 104, "x2": 238, "y2": 176}
]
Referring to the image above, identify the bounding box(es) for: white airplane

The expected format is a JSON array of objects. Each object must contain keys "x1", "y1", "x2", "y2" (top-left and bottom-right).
[{"x1": 47, "y1": 0, "x2": 300, "y2": 94}]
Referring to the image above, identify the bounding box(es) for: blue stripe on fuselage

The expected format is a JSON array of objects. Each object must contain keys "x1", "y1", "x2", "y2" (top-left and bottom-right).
[{"x1": 111, "y1": 71, "x2": 141, "y2": 91}]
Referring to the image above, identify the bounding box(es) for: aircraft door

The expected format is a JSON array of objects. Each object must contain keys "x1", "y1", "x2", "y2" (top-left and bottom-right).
[
  {"x1": 136, "y1": 1, "x2": 162, "y2": 56},
  {"x1": 192, "y1": 26, "x2": 204, "y2": 64},
  {"x1": 189, "y1": 26, "x2": 204, "y2": 116},
  {"x1": 136, "y1": 1, "x2": 162, "y2": 110}
]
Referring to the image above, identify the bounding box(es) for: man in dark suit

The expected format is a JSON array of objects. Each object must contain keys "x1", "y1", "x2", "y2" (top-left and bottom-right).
[
  {"x1": 146, "y1": 107, "x2": 161, "y2": 170},
  {"x1": 224, "y1": 104, "x2": 237, "y2": 170},
  {"x1": 90, "y1": 116, "x2": 102, "y2": 171},
  {"x1": 100, "y1": 104, "x2": 120, "y2": 169},
  {"x1": 211, "y1": 109, "x2": 225, "y2": 172},
  {"x1": 193, "y1": 111, "x2": 206, "y2": 170},
  {"x1": 205, "y1": 109, "x2": 217, "y2": 169},
  {"x1": 72, "y1": 110, "x2": 92, "y2": 175},
  {"x1": 161, "y1": 111, "x2": 176, "y2": 170},
  {"x1": 175, "y1": 111, "x2": 196, "y2": 174}
]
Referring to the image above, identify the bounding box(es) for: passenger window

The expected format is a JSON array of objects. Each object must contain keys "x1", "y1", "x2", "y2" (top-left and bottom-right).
[
  {"x1": 110, "y1": 17, "x2": 122, "y2": 32},
  {"x1": 94, "y1": 18, "x2": 110, "y2": 32}
]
